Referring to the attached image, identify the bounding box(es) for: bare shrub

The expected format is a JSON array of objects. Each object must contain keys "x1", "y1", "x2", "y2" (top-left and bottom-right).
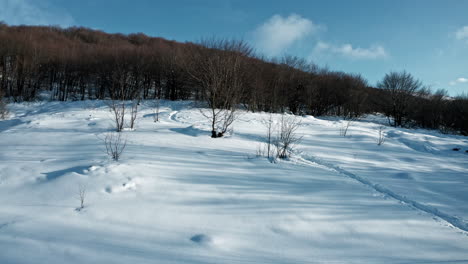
[
  {"x1": 256, "y1": 143, "x2": 266, "y2": 157},
  {"x1": 258, "y1": 142, "x2": 278, "y2": 162},
  {"x1": 0, "y1": 100, "x2": 7, "y2": 119},
  {"x1": 275, "y1": 114, "x2": 302, "y2": 159},
  {"x1": 153, "y1": 99, "x2": 160, "y2": 122},
  {"x1": 263, "y1": 113, "x2": 276, "y2": 159},
  {"x1": 108, "y1": 100, "x2": 126, "y2": 132},
  {"x1": 377, "y1": 126, "x2": 386, "y2": 146},
  {"x1": 439, "y1": 125, "x2": 456, "y2": 135},
  {"x1": 199, "y1": 105, "x2": 237, "y2": 138},
  {"x1": 129, "y1": 99, "x2": 140, "y2": 129},
  {"x1": 103, "y1": 132, "x2": 127, "y2": 161},
  {"x1": 258, "y1": 113, "x2": 302, "y2": 161},
  {"x1": 0, "y1": 89, "x2": 7, "y2": 119},
  {"x1": 77, "y1": 184, "x2": 86, "y2": 211},
  {"x1": 339, "y1": 120, "x2": 352, "y2": 137}
]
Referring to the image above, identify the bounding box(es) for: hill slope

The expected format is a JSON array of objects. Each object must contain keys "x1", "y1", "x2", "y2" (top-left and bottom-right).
[{"x1": 0, "y1": 101, "x2": 467, "y2": 263}]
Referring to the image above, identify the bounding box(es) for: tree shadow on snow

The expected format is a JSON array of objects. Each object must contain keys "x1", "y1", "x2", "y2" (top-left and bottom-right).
[
  {"x1": 40, "y1": 165, "x2": 90, "y2": 182},
  {"x1": 0, "y1": 119, "x2": 27, "y2": 132},
  {"x1": 170, "y1": 125, "x2": 207, "y2": 137}
]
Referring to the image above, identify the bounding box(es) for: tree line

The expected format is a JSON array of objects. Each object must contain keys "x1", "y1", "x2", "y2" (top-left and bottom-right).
[{"x1": 0, "y1": 23, "x2": 467, "y2": 135}]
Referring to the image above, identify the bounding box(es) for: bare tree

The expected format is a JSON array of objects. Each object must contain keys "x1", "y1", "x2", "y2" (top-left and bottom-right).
[
  {"x1": 275, "y1": 114, "x2": 302, "y2": 159},
  {"x1": 185, "y1": 39, "x2": 252, "y2": 138},
  {"x1": 103, "y1": 131, "x2": 127, "y2": 161},
  {"x1": 377, "y1": 126, "x2": 386, "y2": 146},
  {"x1": 377, "y1": 71, "x2": 422, "y2": 127},
  {"x1": 2, "y1": 24, "x2": 466, "y2": 137}
]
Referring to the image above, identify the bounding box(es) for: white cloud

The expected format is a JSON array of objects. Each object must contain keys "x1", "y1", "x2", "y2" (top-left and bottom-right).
[
  {"x1": 0, "y1": 0, "x2": 73, "y2": 27},
  {"x1": 335, "y1": 44, "x2": 388, "y2": 59},
  {"x1": 449, "y1": 77, "x2": 468, "y2": 86},
  {"x1": 253, "y1": 14, "x2": 387, "y2": 60},
  {"x1": 313, "y1": 41, "x2": 330, "y2": 53},
  {"x1": 254, "y1": 14, "x2": 323, "y2": 56},
  {"x1": 455, "y1": 26, "x2": 468, "y2": 40},
  {"x1": 314, "y1": 42, "x2": 388, "y2": 60}
]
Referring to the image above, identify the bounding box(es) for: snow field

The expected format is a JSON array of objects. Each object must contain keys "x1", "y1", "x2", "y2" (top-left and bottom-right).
[{"x1": 0, "y1": 100, "x2": 467, "y2": 263}]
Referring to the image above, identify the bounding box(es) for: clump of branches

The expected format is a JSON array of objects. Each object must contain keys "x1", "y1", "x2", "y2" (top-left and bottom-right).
[
  {"x1": 275, "y1": 114, "x2": 302, "y2": 159},
  {"x1": 103, "y1": 131, "x2": 127, "y2": 161},
  {"x1": 377, "y1": 126, "x2": 386, "y2": 146}
]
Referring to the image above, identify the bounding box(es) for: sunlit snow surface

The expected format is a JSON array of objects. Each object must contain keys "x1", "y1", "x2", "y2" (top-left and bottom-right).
[{"x1": 0, "y1": 100, "x2": 467, "y2": 264}]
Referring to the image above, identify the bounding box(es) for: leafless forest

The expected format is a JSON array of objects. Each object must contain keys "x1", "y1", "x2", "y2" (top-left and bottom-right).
[{"x1": 0, "y1": 23, "x2": 466, "y2": 135}]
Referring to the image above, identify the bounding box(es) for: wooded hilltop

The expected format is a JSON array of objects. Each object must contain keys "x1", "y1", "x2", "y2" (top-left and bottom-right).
[{"x1": 0, "y1": 23, "x2": 466, "y2": 135}]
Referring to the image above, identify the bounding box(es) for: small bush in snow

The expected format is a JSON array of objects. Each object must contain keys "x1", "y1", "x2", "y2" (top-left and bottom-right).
[
  {"x1": 256, "y1": 143, "x2": 265, "y2": 158},
  {"x1": 258, "y1": 113, "x2": 302, "y2": 161},
  {"x1": 129, "y1": 99, "x2": 140, "y2": 130},
  {"x1": 0, "y1": 91, "x2": 7, "y2": 119},
  {"x1": 339, "y1": 120, "x2": 352, "y2": 137},
  {"x1": 377, "y1": 126, "x2": 386, "y2": 146},
  {"x1": 77, "y1": 184, "x2": 86, "y2": 211},
  {"x1": 275, "y1": 114, "x2": 302, "y2": 159},
  {"x1": 107, "y1": 100, "x2": 126, "y2": 132},
  {"x1": 200, "y1": 106, "x2": 237, "y2": 138},
  {"x1": 103, "y1": 131, "x2": 127, "y2": 161},
  {"x1": 263, "y1": 113, "x2": 276, "y2": 159},
  {"x1": 152, "y1": 99, "x2": 160, "y2": 122}
]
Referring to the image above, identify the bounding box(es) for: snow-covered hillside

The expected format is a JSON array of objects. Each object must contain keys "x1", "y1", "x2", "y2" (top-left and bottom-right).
[{"x1": 1, "y1": 100, "x2": 467, "y2": 264}]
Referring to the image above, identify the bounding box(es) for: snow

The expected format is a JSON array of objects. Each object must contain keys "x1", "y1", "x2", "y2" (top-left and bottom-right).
[{"x1": 0, "y1": 100, "x2": 467, "y2": 264}]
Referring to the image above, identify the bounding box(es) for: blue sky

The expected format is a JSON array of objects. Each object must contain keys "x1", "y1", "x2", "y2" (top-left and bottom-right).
[{"x1": 1, "y1": 0, "x2": 467, "y2": 95}]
